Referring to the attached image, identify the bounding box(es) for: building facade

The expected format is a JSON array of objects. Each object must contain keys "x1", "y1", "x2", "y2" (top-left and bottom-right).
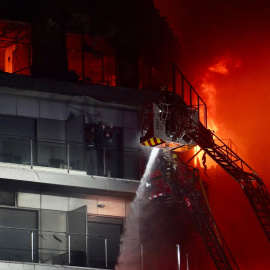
[{"x1": 0, "y1": 0, "x2": 180, "y2": 269}]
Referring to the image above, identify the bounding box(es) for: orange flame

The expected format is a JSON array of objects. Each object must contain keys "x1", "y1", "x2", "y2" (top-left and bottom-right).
[
  {"x1": 208, "y1": 59, "x2": 229, "y2": 75},
  {"x1": 194, "y1": 55, "x2": 241, "y2": 168}
]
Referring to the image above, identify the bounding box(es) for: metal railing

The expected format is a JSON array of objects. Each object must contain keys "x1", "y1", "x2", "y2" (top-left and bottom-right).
[
  {"x1": 0, "y1": 224, "x2": 197, "y2": 269},
  {"x1": 0, "y1": 225, "x2": 126, "y2": 269},
  {"x1": 139, "y1": 62, "x2": 208, "y2": 127},
  {"x1": 172, "y1": 64, "x2": 207, "y2": 128},
  {"x1": 0, "y1": 134, "x2": 140, "y2": 180}
]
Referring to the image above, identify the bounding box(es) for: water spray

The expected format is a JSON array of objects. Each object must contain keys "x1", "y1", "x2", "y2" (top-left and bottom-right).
[{"x1": 116, "y1": 148, "x2": 159, "y2": 270}]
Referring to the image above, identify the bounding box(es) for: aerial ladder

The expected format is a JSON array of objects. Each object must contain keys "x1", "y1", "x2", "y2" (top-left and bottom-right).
[
  {"x1": 187, "y1": 122, "x2": 270, "y2": 243},
  {"x1": 140, "y1": 64, "x2": 270, "y2": 244},
  {"x1": 183, "y1": 188, "x2": 239, "y2": 270},
  {"x1": 145, "y1": 150, "x2": 239, "y2": 270},
  {"x1": 139, "y1": 64, "x2": 270, "y2": 268}
]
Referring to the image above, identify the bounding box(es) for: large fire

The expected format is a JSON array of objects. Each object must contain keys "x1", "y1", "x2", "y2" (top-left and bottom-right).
[
  {"x1": 194, "y1": 55, "x2": 241, "y2": 168},
  {"x1": 154, "y1": 1, "x2": 270, "y2": 268}
]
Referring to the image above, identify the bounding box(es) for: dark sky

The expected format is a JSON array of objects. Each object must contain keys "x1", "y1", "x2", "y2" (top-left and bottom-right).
[{"x1": 154, "y1": 1, "x2": 270, "y2": 269}]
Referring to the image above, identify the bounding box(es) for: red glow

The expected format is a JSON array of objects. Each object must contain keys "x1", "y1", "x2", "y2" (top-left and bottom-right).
[
  {"x1": 208, "y1": 62, "x2": 229, "y2": 74},
  {"x1": 194, "y1": 56, "x2": 236, "y2": 168},
  {"x1": 66, "y1": 33, "x2": 116, "y2": 84},
  {"x1": 154, "y1": 1, "x2": 270, "y2": 269},
  {"x1": 208, "y1": 55, "x2": 241, "y2": 75},
  {"x1": 0, "y1": 22, "x2": 31, "y2": 75}
]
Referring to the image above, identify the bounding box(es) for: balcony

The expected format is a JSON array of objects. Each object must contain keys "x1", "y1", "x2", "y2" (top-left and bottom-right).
[
  {"x1": 0, "y1": 134, "x2": 138, "y2": 177},
  {"x1": 0, "y1": 134, "x2": 140, "y2": 197},
  {"x1": 0, "y1": 225, "x2": 140, "y2": 269}
]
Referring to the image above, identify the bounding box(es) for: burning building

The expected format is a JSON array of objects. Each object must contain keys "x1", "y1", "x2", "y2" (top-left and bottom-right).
[
  {"x1": 0, "y1": 0, "x2": 189, "y2": 270},
  {"x1": 0, "y1": 0, "x2": 269, "y2": 270}
]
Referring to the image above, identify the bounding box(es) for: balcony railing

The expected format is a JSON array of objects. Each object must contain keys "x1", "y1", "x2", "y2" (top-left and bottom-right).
[
  {"x1": 0, "y1": 225, "x2": 197, "y2": 269},
  {"x1": 172, "y1": 64, "x2": 207, "y2": 128},
  {"x1": 140, "y1": 61, "x2": 208, "y2": 128},
  {"x1": 0, "y1": 225, "x2": 133, "y2": 269},
  {"x1": 0, "y1": 134, "x2": 140, "y2": 180}
]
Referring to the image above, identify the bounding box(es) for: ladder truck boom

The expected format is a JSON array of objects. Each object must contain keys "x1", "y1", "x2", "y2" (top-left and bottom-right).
[
  {"x1": 187, "y1": 123, "x2": 270, "y2": 242},
  {"x1": 144, "y1": 148, "x2": 239, "y2": 270},
  {"x1": 183, "y1": 191, "x2": 239, "y2": 270},
  {"x1": 139, "y1": 86, "x2": 270, "y2": 243}
]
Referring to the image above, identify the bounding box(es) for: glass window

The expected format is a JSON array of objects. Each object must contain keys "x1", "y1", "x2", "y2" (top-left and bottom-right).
[
  {"x1": 87, "y1": 216, "x2": 122, "y2": 268},
  {"x1": 0, "y1": 208, "x2": 38, "y2": 262}
]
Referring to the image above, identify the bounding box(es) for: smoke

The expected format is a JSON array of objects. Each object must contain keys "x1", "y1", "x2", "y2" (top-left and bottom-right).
[
  {"x1": 116, "y1": 148, "x2": 159, "y2": 270},
  {"x1": 154, "y1": 1, "x2": 270, "y2": 269},
  {"x1": 196, "y1": 54, "x2": 241, "y2": 133},
  {"x1": 194, "y1": 54, "x2": 241, "y2": 168},
  {"x1": 154, "y1": 0, "x2": 270, "y2": 169}
]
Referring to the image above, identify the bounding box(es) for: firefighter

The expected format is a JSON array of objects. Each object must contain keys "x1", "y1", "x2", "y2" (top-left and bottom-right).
[
  {"x1": 85, "y1": 125, "x2": 98, "y2": 175},
  {"x1": 95, "y1": 115, "x2": 114, "y2": 176},
  {"x1": 85, "y1": 115, "x2": 113, "y2": 176}
]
